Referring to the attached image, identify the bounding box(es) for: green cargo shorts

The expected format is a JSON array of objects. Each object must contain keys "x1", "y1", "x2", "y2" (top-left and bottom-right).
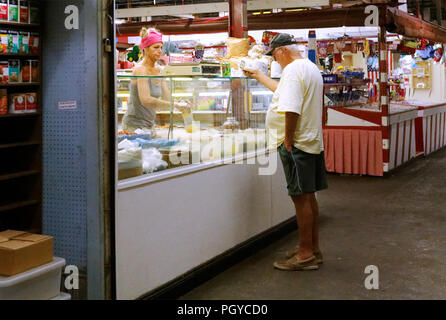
[{"x1": 278, "y1": 144, "x2": 328, "y2": 196}]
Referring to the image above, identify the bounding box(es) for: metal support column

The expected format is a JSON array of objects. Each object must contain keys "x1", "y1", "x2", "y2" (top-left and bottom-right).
[
  {"x1": 379, "y1": 27, "x2": 390, "y2": 173},
  {"x1": 228, "y1": 0, "x2": 249, "y2": 129}
]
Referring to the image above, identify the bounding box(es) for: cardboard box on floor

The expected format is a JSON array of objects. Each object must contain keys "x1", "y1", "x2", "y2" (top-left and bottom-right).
[{"x1": 0, "y1": 230, "x2": 53, "y2": 276}]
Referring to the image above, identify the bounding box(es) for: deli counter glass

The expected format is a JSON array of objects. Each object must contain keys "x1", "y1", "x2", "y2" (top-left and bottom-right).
[{"x1": 116, "y1": 75, "x2": 274, "y2": 180}]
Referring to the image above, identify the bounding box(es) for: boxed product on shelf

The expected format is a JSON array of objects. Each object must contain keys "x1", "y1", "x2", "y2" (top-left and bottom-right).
[
  {"x1": 19, "y1": 31, "x2": 29, "y2": 54},
  {"x1": 31, "y1": 59, "x2": 38, "y2": 81},
  {"x1": 0, "y1": 0, "x2": 7, "y2": 20},
  {"x1": 29, "y1": 0, "x2": 39, "y2": 23},
  {"x1": 29, "y1": 32, "x2": 39, "y2": 54},
  {"x1": 20, "y1": 0, "x2": 29, "y2": 23},
  {"x1": 25, "y1": 92, "x2": 36, "y2": 112},
  {"x1": 8, "y1": 59, "x2": 20, "y2": 82},
  {"x1": 9, "y1": 93, "x2": 25, "y2": 113},
  {"x1": 0, "y1": 230, "x2": 54, "y2": 277},
  {"x1": 0, "y1": 89, "x2": 6, "y2": 114},
  {"x1": 21, "y1": 59, "x2": 30, "y2": 81},
  {"x1": 8, "y1": 0, "x2": 18, "y2": 22},
  {"x1": 0, "y1": 30, "x2": 8, "y2": 53},
  {"x1": 8, "y1": 31, "x2": 19, "y2": 54},
  {"x1": 0, "y1": 60, "x2": 8, "y2": 83}
]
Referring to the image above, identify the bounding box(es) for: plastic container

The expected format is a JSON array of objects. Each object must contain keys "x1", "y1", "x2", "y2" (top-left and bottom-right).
[
  {"x1": 223, "y1": 117, "x2": 240, "y2": 132},
  {"x1": 0, "y1": 257, "x2": 65, "y2": 300}
]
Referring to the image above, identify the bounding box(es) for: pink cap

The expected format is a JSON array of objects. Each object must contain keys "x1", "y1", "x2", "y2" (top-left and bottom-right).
[{"x1": 140, "y1": 30, "x2": 163, "y2": 50}]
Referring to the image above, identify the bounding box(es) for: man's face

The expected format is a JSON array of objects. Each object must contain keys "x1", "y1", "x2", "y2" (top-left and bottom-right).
[{"x1": 272, "y1": 46, "x2": 286, "y2": 68}]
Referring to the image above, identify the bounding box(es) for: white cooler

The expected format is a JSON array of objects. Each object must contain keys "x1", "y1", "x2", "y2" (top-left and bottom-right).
[{"x1": 0, "y1": 257, "x2": 65, "y2": 300}]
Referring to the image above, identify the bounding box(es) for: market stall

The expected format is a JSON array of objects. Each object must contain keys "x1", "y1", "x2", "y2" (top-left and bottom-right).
[
  {"x1": 113, "y1": 3, "x2": 446, "y2": 299},
  {"x1": 323, "y1": 36, "x2": 446, "y2": 175}
]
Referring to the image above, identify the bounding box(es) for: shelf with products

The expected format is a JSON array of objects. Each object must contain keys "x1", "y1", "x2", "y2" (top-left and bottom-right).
[
  {"x1": 323, "y1": 77, "x2": 372, "y2": 109},
  {"x1": 0, "y1": 0, "x2": 41, "y2": 233},
  {"x1": 0, "y1": 82, "x2": 39, "y2": 87},
  {"x1": 0, "y1": 169, "x2": 40, "y2": 181},
  {"x1": 0, "y1": 21, "x2": 39, "y2": 28},
  {"x1": 0, "y1": 200, "x2": 39, "y2": 213},
  {"x1": 116, "y1": 75, "x2": 271, "y2": 181}
]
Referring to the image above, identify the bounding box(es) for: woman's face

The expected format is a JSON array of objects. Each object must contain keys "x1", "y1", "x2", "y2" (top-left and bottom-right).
[{"x1": 146, "y1": 42, "x2": 163, "y2": 61}]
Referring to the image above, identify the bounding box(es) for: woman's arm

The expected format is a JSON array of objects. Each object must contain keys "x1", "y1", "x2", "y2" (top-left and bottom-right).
[{"x1": 161, "y1": 79, "x2": 171, "y2": 102}]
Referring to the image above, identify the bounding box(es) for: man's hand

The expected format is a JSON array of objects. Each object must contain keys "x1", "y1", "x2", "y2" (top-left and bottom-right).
[
  {"x1": 243, "y1": 68, "x2": 278, "y2": 92},
  {"x1": 284, "y1": 139, "x2": 293, "y2": 153},
  {"x1": 285, "y1": 112, "x2": 299, "y2": 153},
  {"x1": 243, "y1": 68, "x2": 262, "y2": 81}
]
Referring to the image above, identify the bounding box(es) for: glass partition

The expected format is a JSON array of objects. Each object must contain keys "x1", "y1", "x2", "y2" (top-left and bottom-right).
[{"x1": 116, "y1": 75, "x2": 273, "y2": 180}]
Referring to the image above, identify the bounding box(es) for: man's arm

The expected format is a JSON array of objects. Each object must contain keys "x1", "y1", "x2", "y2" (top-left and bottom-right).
[
  {"x1": 284, "y1": 112, "x2": 299, "y2": 152},
  {"x1": 243, "y1": 69, "x2": 278, "y2": 92}
]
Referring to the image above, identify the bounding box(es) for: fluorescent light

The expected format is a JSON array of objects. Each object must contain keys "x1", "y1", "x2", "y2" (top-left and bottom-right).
[{"x1": 115, "y1": 19, "x2": 126, "y2": 25}]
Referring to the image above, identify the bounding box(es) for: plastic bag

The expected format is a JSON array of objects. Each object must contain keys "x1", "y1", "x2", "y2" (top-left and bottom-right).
[
  {"x1": 227, "y1": 37, "x2": 250, "y2": 58},
  {"x1": 142, "y1": 148, "x2": 168, "y2": 173}
]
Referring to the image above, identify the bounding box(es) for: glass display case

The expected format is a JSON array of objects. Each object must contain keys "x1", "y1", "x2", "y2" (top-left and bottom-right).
[{"x1": 116, "y1": 75, "x2": 274, "y2": 180}]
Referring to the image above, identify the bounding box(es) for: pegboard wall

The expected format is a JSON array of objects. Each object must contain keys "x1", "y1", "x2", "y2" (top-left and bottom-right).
[{"x1": 42, "y1": 0, "x2": 100, "y2": 272}]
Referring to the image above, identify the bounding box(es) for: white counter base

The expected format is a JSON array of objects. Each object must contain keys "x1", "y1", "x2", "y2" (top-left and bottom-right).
[{"x1": 116, "y1": 153, "x2": 293, "y2": 300}]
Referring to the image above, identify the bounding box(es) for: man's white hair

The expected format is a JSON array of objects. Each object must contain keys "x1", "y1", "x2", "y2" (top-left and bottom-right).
[{"x1": 284, "y1": 44, "x2": 307, "y2": 57}]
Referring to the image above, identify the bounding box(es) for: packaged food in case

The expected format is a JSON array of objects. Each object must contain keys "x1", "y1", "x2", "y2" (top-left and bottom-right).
[
  {"x1": 8, "y1": 0, "x2": 19, "y2": 22},
  {"x1": 25, "y1": 92, "x2": 37, "y2": 113},
  {"x1": 20, "y1": 0, "x2": 29, "y2": 23},
  {"x1": 221, "y1": 61, "x2": 231, "y2": 77},
  {"x1": 8, "y1": 59, "x2": 20, "y2": 82},
  {"x1": 0, "y1": 89, "x2": 7, "y2": 114},
  {"x1": 0, "y1": 61, "x2": 8, "y2": 84},
  {"x1": 0, "y1": 30, "x2": 8, "y2": 53},
  {"x1": 10, "y1": 93, "x2": 26, "y2": 113},
  {"x1": 0, "y1": 0, "x2": 8, "y2": 20}
]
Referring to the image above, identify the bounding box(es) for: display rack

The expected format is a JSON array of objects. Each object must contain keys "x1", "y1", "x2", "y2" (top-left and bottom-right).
[{"x1": 0, "y1": 14, "x2": 42, "y2": 233}]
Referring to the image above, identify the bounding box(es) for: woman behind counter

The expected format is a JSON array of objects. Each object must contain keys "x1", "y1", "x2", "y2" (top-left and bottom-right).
[{"x1": 122, "y1": 28, "x2": 191, "y2": 135}]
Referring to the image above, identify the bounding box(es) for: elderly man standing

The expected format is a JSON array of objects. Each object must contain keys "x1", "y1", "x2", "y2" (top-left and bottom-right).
[{"x1": 244, "y1": 33, "x2": 328, "y2": 271}]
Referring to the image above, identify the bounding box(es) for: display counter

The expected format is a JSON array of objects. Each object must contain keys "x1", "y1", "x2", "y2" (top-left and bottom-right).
[
  {"x1": 116, "y1": 75, "x2": 274, "y2": 181},
  {"x1": 390, "y1": 100, "x2": 446, "y2": 158},
  {"x1": 115, "y1": 75, "x2": 293, "y2": 299},
  {"x1": 324, "y1": 98, "x2": 446, "y2": 175}
]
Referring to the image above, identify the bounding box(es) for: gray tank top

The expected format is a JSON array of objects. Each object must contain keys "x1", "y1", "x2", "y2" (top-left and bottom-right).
[{"x1": 124, "y1": 78, "x2": 162, "y2": 129}]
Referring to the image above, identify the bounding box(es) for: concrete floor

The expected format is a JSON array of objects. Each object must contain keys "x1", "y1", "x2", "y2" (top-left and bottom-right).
[{"x1": 181, "y1": 148, "x2": 446, "y2": 299}]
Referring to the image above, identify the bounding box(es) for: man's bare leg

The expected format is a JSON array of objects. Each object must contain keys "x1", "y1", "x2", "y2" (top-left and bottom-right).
[
  {"x1": 291, "y1": 193, "x2": 314, "y2": 260},
  {"x1": 310, "y1": 193, "x2": 320, "y2": 253}
]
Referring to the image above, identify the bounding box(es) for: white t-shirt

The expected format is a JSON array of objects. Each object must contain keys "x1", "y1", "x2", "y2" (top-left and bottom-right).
[{"x1": 266, "y1": 58, "x2": 324, "y2": 154}]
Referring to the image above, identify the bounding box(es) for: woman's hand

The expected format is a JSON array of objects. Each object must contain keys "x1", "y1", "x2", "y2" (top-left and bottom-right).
[{"x1": 175, "y1": 99, "x2": 193, "y2": 114}]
